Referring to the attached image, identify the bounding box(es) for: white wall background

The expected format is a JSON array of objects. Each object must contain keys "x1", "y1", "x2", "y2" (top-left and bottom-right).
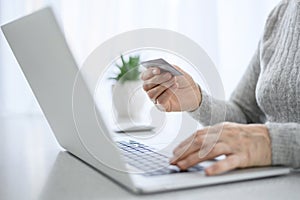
[{"x1": 0, "y1": 0, "x2": 280, "y2": 115}]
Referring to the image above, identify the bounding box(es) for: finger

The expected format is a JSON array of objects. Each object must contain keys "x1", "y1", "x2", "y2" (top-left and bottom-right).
[
  {"x1": 205, "y1": 154, "x2": 240, "y2": 176},
  {"x1": 171, "y1": 132, "x2": 222, "y2": 164},
  {"x1": 156, "y1": 84, "x2": 177, "y2": 105},
  {"x1": 196, "y1": 125, "x2": 224, "y2": 158},
  {"x1": 176, "y1": 124, "x2": 222, "y2": 152},
  {"x1": 146, "y1": 78, "x2": 175, "y2": 101},
  {"x1": 173, "y1": 131, "x2": 205, "y2": 160},
  {"x1": 143, "y1": 72, "x2": 172, "y2": 91},
  {"x1": 175, "y1": 143, "x2": 231, "y2": 170},
  {"x1": 172, "y1": 142, "x2": 231, "y2": 167},
  {"x1": 170, "y1": 134, "x2": 204, "y2": 164},
  {"x1": 171, "y1": 66, "x2": 191, "y2": 88},
  {"x1": 175, "y1": 151, "x2": 206, "y2": 170},
  {"x1": 173, "y1": 128, "x2": 210, "y2": 156},
  {"x1": 141, "y1": 67, "x2": 160, "y2": 81}
]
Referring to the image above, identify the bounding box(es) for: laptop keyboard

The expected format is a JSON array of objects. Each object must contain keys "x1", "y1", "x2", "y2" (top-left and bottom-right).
[{"x1": 116, "y1": 140, "x2": 204, "y2": 176}]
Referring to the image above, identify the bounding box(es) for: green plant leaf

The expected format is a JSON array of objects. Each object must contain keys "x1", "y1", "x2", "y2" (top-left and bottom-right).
[{"x1": 109, "y1": 54, "x2": 141, "y2": 83}]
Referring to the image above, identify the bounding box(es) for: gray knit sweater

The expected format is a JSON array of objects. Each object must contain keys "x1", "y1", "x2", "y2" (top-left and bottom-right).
[{"x1": 190, "y1": 0, "x2": 300, "y2": 168}]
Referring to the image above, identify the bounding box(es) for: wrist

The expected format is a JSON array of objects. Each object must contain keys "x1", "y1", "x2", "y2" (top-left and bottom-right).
[
  {"x1": 252, "y1": 124, "x2": 272, "y2": 165},
  {"x1": 189, "y1": 84, "x2": 202, "y2": 112}
]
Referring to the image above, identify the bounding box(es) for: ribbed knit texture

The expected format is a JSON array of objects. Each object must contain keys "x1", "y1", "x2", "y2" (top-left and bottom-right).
[{"x1": 189, "y1": 0, "x2": 300, "y2": 168}]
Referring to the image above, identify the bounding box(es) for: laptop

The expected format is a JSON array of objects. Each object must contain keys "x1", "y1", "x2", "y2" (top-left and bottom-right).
[{"x1": 1, "y1": 7, "x2": 290, "y2": 194}]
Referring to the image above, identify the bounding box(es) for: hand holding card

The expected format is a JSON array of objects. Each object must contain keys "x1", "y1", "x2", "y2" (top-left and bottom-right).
[
  {"x1": 140, "y1": 59, "x2": 201, "y2": 112},
  {"x1": 140, "y1": 58, "x2": 183, "y2": 76}
]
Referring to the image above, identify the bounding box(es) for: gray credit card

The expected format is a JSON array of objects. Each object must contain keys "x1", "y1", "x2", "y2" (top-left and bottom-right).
[{"x1": 140, "y1": 58, "x2": 183, "y2": 76}]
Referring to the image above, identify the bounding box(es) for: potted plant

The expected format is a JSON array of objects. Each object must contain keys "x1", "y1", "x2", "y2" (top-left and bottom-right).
[{"x1": 110, "y1": 54, "x2": 147, "y2": 121}]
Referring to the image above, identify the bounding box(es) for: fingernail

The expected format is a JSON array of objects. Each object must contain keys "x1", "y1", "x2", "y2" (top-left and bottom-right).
[{"x1": 153, "y1": 69, "x2": 159, "y2": 75}]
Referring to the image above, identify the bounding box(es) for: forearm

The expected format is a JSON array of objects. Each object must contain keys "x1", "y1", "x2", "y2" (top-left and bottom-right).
[{"x1": 189, "y1": 90, "x2": 250, "y2": 126}]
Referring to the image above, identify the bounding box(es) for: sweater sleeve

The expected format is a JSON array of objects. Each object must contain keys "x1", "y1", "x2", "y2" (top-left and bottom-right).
[
  {"x1": 189, "y1": 41, "x2": 265, "y2": 126},
  {"x1": 266, "y1": 122, "x2": 300, "y2": 168}
]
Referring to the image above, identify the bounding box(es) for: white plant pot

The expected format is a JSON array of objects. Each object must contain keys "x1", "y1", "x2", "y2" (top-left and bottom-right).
[{"x1": 112, "y1": 80, "x2": 147, "y2": 122}]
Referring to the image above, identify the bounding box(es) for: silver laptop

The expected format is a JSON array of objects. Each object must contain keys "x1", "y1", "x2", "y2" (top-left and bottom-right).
[{"x1": 1, "y1": 7, "x2": 290, "y2": 194}]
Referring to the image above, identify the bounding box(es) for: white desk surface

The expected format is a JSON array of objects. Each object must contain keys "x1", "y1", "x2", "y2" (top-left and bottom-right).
[{"x1": 1, "y1": 115, "x2": 299, "y2": 200}]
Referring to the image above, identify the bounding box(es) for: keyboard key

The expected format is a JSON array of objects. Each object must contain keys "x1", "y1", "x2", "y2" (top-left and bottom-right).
[{"x1": 117, "y1": 140, "x2": 203, "y2": 176}]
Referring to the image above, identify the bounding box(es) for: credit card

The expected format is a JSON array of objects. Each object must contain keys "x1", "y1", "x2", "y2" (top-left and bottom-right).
[{"x1": 140, "y1": 58, "x2": 183, "y2": 76}]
